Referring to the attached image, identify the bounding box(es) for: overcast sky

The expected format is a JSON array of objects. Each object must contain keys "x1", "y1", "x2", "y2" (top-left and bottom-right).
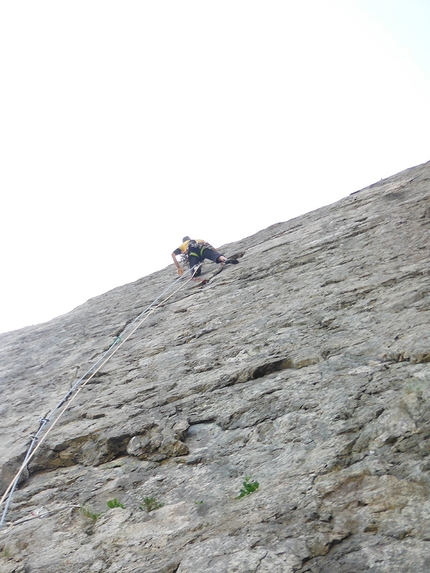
[{"x1": 1, "y1": 0, "x2": 429, "y2": 335}]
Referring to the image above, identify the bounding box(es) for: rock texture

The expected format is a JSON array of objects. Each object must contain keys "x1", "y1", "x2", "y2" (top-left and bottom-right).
[{"x1": 1, "y1": 161, "x2": 430, "y2": 573}]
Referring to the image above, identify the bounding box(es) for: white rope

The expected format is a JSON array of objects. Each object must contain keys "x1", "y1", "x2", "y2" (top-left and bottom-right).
[
  {"x1": 0, "y1": 265, "x2": 200, "y2": 529},
  {"x1": 0, "y1": 504, "x2": 81, "y2": 535}
]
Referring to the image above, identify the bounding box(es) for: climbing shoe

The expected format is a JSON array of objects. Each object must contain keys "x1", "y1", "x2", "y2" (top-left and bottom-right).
[{"x1": 225, "y1": 259, "x2": 239, "y2": 265}]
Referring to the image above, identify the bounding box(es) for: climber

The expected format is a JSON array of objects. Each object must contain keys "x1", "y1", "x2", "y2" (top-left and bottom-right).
[{"x1": 171, "y1": 236, "x2": 238, "y2": 281}]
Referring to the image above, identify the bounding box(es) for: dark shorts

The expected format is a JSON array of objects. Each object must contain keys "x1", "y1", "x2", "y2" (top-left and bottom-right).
[{"x1": 189, "y1": 246, "x2": 222, "y2": 276}]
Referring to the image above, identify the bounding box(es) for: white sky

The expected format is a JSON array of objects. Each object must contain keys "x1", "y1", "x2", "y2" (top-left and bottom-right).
[{"x1": 1, "y1": 0, "x2": 430, "y2": 335}]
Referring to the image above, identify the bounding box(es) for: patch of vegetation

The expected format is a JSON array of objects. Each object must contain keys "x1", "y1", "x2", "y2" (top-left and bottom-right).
[
  {"x1": 80, "y1": 505, "x2": 102, "y2": 521},
  {"x1": 195, "y1": 500, "x2": 204, "y2": 505},
  {"x1": 140, "y1": 496, "x2": 164, "y2": 513},
  {"x1": 107, "y1": 498, "x2": 125, "y2": 509},
  {"x1": 236, "y1": 476, "x2": 259, "y2": 499}
]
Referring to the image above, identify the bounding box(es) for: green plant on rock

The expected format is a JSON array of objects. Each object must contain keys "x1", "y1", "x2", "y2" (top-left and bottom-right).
[
  {"x1": 236, "y1": 476, "x2": 259, "y2": 499},
  {"x1": 140, "y1": 496, "x2": 164, "y2": 513},
  {"x1": 106, "y1": 498, "x2": 125, "y2": 509},
  {"x1": 80, "y1": 505, "x2": 102, "y2": 521}
]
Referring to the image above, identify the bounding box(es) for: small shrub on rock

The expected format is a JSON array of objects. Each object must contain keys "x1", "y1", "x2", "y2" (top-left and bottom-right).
[
  {"x1": 80, "y1": 505, "x2": 102, "y2": 521},
  {"x1": 140, "y1": 497, "x2": 164, "y2": 512},
  {"x1": 107, "y1": 498, "x2": 125, "y2": 509},
  {"x1": 236, "y1": 476, "x2": 259, "y2": 499}
]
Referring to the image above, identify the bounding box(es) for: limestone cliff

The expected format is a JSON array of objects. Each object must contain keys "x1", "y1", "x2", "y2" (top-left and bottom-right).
[{"x1": 0, "y1": 161, "x2": 430, "y2": 573}]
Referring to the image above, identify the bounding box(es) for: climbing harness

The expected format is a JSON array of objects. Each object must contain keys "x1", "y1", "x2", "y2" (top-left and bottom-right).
[
  {"x1": 187, "y1": 240, "x2": 215, "y2": 260},
  {"x1": 0, "y1": 265, "x2": 201, "y2": 530}
]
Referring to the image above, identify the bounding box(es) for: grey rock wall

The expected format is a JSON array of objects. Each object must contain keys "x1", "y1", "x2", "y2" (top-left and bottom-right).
[{"x1": 0, "y1": 161, "x2": 429, "y2": 572}]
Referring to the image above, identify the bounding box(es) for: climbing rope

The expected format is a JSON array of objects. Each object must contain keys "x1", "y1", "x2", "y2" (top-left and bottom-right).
[
  {"x1": 0, "y1": 504, "x2": 81, "y2": 535},
  {"x1": 0, "y1": 264, "x2": 202, "y2": 530}
]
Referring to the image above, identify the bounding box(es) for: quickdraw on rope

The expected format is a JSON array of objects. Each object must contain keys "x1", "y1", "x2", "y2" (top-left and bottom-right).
[{"x1": 0, "y1": 264, "x2": 201, "y2": 530}]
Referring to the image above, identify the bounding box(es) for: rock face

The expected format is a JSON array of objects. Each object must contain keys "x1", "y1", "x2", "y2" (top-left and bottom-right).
[{"x1": 1, "y1": 161, "x2": 430, "y2": 573}]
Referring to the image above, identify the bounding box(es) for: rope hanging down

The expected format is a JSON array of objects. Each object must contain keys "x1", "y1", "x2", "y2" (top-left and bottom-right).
[{"x1": 0, "y1": 265, "x2": 201, "y2": 530}]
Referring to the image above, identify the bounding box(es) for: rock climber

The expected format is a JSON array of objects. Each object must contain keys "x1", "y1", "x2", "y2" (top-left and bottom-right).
[{"x1": 171, "y1": 236, "x2": 238, "y2": 281}]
